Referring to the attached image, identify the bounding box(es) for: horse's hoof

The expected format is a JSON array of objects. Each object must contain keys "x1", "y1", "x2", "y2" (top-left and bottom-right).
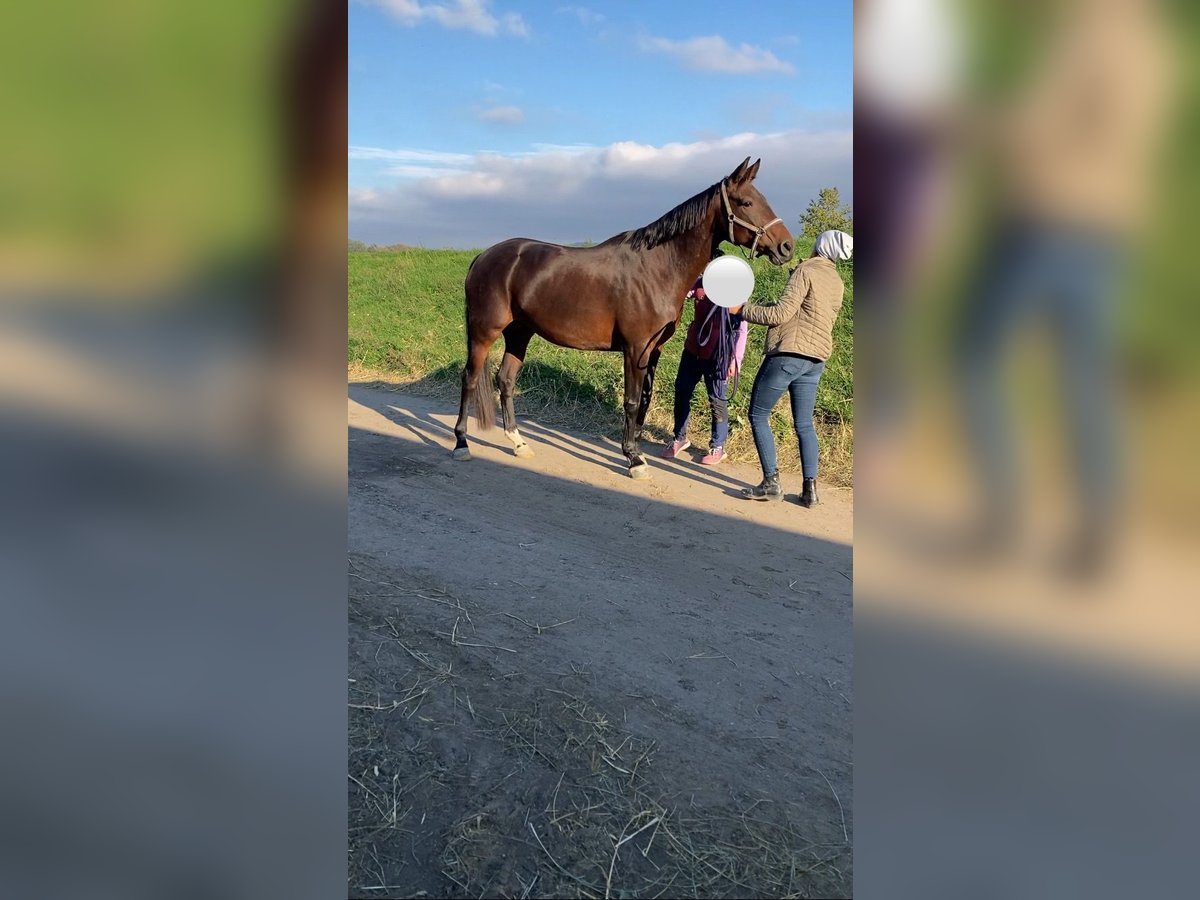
[
  {"x1": 513, "y1": 444, "x2": 535, "y2": 459},
  {"x1": 452, "y1": 447, "x2": 472, "y2": 461},
  {"x1": 629, "y1": 463, "x2": 650, "y2": 480}
]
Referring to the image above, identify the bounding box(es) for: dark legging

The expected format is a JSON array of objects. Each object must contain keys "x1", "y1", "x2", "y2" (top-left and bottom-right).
[
  {"x1": 672, "y1": 350, "x2": 730, "y2": 448},
  {"x1": 748, "y1": 354, "x2": 825, "y2": 478}
]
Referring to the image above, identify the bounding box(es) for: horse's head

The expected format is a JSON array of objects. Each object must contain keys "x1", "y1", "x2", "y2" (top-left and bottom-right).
[{"x1": 719, "y1": 157, "x2": 795, "y2": 265}]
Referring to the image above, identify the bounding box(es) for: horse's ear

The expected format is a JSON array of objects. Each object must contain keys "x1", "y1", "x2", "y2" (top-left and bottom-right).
[
  {"x1": 728, "y1": 157, "x2": 751, "y2": 183},
  {"x1": 746, "y1": 158, "x2": 761, "y2": 182}
]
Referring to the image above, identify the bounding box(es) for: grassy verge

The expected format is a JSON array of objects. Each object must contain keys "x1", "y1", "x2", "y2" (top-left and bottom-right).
[{"x1": 348, "y1": 240, "x2": 853, "y2": 485}]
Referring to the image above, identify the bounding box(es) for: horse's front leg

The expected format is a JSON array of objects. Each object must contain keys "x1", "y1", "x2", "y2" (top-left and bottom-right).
[{"x1": 622, "y1": 351, "x2": 650, "y2": 479}]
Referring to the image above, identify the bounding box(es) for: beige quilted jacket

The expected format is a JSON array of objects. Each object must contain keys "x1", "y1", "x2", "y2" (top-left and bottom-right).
[{"x1": 740, "y1": 256, "x2": 845, "y2": 362}]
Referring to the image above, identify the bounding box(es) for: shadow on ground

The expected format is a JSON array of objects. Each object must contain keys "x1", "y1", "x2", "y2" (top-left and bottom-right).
[
  {"x1": 353, "y1": 381, "x2": 797, "y2": 499},
  {"x1": 348, "y1": 392, "x2": 853, "y2": 898},
  {"x1": 350, "y1": 354, "x2": 852, "y2": 484}
]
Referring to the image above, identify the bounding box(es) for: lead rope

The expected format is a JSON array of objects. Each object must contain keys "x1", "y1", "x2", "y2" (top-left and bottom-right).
[{"x1": 696, "y1": 304, "x2": 743, "y2": 400}]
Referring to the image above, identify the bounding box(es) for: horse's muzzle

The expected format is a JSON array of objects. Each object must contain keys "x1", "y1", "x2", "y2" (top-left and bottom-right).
[{"x1": 765, "y1": 242, "x2": 794, "y2": 265}]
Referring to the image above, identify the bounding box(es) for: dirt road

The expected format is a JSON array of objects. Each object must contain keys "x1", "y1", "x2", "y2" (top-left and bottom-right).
[{"x1": 348, "y1": 384, "x2": 852, "y2": 897}]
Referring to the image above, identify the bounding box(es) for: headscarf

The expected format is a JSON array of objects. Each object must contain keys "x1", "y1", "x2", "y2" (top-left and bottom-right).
[{"x1": 814, "y1": 230, "x2": 854, "y2": 261}]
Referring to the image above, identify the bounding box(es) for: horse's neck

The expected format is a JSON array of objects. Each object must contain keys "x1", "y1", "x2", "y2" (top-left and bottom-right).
[{"x1": 654, "y1": 201, "x2": 722, "y2": 306}]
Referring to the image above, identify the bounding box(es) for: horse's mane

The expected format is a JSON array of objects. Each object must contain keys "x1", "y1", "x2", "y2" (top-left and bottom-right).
[{"x1": 602, "y1": 182, "x2": 720, "y2": 251}]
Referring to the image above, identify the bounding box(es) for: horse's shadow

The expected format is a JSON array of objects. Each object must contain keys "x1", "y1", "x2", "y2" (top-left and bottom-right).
[
  {"x1": 351, "y1": 381, "x2": 509, "y2": 456},
  {"x1": 516, "y1": 420, "x2": 756, "y2": 495},
  {"x1": 350, "y1": 363, "x2": 758, "y2": 493}
]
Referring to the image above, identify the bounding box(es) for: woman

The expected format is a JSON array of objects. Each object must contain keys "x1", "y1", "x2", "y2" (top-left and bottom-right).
[
  {"x1": 662, "y1": 276, "x2": 748, "y2": 465},
  {"x1": 732, "y1": 230, "x2": 853, "y2": 506}
]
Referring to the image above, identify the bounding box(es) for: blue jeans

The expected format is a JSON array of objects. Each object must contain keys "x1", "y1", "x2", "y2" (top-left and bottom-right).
[
  {"x1": 672, "y1": 350, "x2": 729, "y2": 448},
  {"x1": 749, "y1": 354, "x2": 825, "y2": 478},
  {"x1": 957, "y1": 222, "x2": 1122, "y2": 536}
]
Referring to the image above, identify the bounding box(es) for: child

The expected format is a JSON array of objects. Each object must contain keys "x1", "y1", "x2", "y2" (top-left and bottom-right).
[{"x1": 662, "y1": 276, "x2": 748, "y2": 465}]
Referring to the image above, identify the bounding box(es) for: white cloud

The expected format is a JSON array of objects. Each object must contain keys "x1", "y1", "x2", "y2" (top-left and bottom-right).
[
  {"x1": 638, "y1": 35, "x2": 795, "y2": 75},
  {"x1": 383, "y1": 164, "x2": 468, "y2": 178},
  {"x1": 556, "y1": 5, "x2": 604, "y2": 25},
  {"x1": 527, "y1": 142, "x2": 595, "y2": 155},
  {"x1": 362, "y1": 0, "x2": 528, "y2": 37},
  {"x1": 349, "y1": 146, "x2": 472, "y2": 164},
  {"x1": 499, "y1": 11, "x2": 528, "y2": 36},
  {"x1": 348, "y1": 130, "x2": 851, "y2": 248},
  {"x1": 475, "y1": 105, "x2": 525, "y2": 124}
]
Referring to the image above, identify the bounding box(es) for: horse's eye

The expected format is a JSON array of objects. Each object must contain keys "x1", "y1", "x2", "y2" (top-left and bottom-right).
[{"x1": 738, "y1": 199, "x2": 753, "y2": 208}]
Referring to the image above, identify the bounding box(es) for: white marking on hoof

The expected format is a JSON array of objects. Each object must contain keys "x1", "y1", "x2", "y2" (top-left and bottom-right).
[
  {"x1": 629, "y1": 463, "x2": 650, "y2": 480},
  {"x1": 506, "y1": 429, "x2": 534, "y2": 458},
  {"x1": 452, "y1": 447, "x2": 472, "y2": 461}
]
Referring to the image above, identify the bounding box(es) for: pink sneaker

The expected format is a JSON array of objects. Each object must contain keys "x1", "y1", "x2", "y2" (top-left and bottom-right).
[
  {"x1": 661, "y1": 438, "x2": 690, "y2": 459},
  {"x1": 701, "y1": 447, "x2": 726, "y2": 465}
]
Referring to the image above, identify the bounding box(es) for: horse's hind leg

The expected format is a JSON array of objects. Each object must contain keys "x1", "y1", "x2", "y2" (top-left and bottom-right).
[
  {"x1": 498, "y1": 323, "x2": 534, "y2": 458},
  {"x1": 622, "y1": 351, "x2": 651, "y2": 479},
  {"x1": 453, "y1": 332, "x2": 500, "y2": 460},
  {"x1": 636, "y1": 347, "x2": 662, "y2": 430}
]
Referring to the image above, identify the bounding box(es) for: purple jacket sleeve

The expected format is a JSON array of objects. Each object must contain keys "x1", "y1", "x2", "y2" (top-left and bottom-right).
[{"x1": 733, "y1": 320, "x2": 748, "y2": 366}]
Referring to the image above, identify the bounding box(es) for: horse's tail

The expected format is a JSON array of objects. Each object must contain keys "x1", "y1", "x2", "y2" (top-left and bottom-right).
[
  {"x1": 464, "y1": 253, "x2": 496, "y2": 430},
  {"x1": 471, "y1": 359, "x2": 496, "y2": 430},
  {"x1": 463, "y1": 253, "x2": 482, "y2": 321}
]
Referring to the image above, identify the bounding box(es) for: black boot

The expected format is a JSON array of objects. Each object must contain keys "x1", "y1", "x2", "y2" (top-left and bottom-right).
[
  {"x1": 742, "y1": 472, "x2": 783, "y2": 501},
  {"x1": 798, "y1": 477, "x2": 819, "y2": 508}
]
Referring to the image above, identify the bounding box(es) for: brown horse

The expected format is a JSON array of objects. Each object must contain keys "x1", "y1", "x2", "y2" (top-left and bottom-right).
[{"x1": 452, "y1": 157, "x2": 794, "y2": 477}]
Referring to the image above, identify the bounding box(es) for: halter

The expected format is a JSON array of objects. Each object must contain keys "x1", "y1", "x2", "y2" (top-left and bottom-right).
[{"x1": 720, "y1": 181, "x2": 784, "y2": 260}]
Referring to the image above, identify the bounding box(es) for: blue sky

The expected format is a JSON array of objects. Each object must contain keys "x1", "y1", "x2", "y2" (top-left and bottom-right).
[{"x1": 349, "y1": 1, "x2": 853, "y2": 247}]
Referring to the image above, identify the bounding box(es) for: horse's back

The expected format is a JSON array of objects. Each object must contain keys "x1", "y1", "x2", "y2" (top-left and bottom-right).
[
  {"x1": 465, "y1": 238, "x2": 625, "y2": 350},
  {"x1": 468, "y1": 238, "x2": 557, "y2": 294},
  {"x1": 469, "y1": 237, "x2": 616, "y2": 297}
]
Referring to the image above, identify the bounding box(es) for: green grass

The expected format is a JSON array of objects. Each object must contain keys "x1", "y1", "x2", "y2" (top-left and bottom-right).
[{"x1": 348, "y1": 238, "x2": 853, "y2": 483}]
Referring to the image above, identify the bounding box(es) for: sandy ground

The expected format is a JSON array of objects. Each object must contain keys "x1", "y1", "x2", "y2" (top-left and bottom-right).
[{"x1": 348, "y1": 384, "x2": 852, "y2": 897}]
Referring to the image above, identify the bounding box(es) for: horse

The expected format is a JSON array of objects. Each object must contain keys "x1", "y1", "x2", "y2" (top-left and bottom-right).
[{"x1": 452, "y1": 156, "x2": 794, "y2": 478}]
